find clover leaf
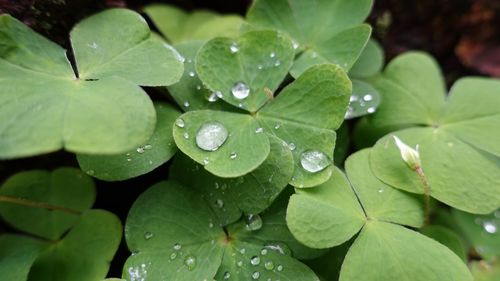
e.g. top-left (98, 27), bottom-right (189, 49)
top-left (76, 103), bottom-right (180, 181)
top-left (420, 225), bottom-right (467, 261)
top-left (0, 234), bottom-right (47, 281)
top-left (0, 168), bottom-right (122, 281)
top-left (287, 149), bottom-right (471, 280)
top-left (123, 181), bottom-right (320, 281)
top-left (368, 52), bottom-right (500, 214)
top-left (247, 0), bottom-right (372, 77)
top-left (0, 9), bottom-right (183, 159)
top-left (175, 36), bottom-right (350, 185)
top-left (145, 4), bottom-right (244, 44)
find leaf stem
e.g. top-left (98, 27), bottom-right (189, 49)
top-left (415, 167), bottom-right (431, 225)
top-left (0, 195), bottom-right (81, 215)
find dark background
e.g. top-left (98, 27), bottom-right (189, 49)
top-left (1, 0), bottom-right (499, 277)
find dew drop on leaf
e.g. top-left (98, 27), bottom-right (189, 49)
top-left (483, 221), bottom-right (497, 234)
top-left (184, 255), bottom-right (197, 271)
top-left (224, 271), bottom-right (231, 279)
top-left (170, 252), bottom-right (177, 260)
top-left (274, 60), bottom-right (281, 67)
top-left (183, 101), bottom-right (190, 108)
top-left (215, 199), bottom-right (224, 208)
top-left (230, 152), bottom-right (237, 160)
top-left (250, 256), bottom-right (261, 266)
top-left (144, 144), bottom-right (152, 150)
top-left (260, 249), bottom-right (268, 255)
top-left (183, 132), bottom-right (189, 139)
top-left (255, 127), bottom-right (264, 134)
top-left (87, 170), bottom-right (95, 175)
top-left (288, 142), bottom-right (296, 151)
top-left (264, 261), bottom-right (274, 270)
top-left (252, 271), bottom-right (260, 279)
top-left (246, 214), bottom-right (263, 231)
top-left (237, 261), bottom-right (243, 267)
top-left (195, 122), bottom-right (229, 151)
top-left (208, 92), bottom-right (220, 102)
top-left (300, 150), bottom-right (330, 173)
top-left (230, 42), bottom-right (239, 53)
top-left (136, 147), bottom-right (145, 154)
top-left (277, 265), bottom-right (284, 272)
top-left (270, 52), bottom-right (276, 58)
top-left (173, 243), bottom-right (182, 251)
top-left (232, 82), bottom-right (250, 100)
top-left (144, 232), bottom-right (153, 240)
top-left (175, 118), bottom-right (185, 128)
top-left (188, 71), bottom-right (196, 77)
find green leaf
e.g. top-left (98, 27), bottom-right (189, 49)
top-left (349, 39), bottom-right (384, 78)
top-left (76, 103), bottom-right (180, 181)
top-left (344, 79), bottom-right (381, 119)
top-left (123, 181), bottom-right (319, 280)
top-left (0, 10), bottom-right (184, 158)
top-left (196, 30), bottom-right (295, 112)
top-left (247, 0), bottom-right (372, 76)
top-left (0, 234), bottom-right (48, 281)
top-left (305, 241), bottom-right (352, 281)
top-left (333, 123), bottom-right (350, 167)
top-left (28, 210), bottom-right (122, 281)
top-left (145, 4), bottom-right (243, 44)
top-left (0, 168), bottom-right (95, 240)
top-left (170, 135), bottom-right (293, 225)
top-left (370, 128), bottom-right (500, 214)
top-left (166, 41), bottom-right (234, 112)
top-left (286, 167), bottom-right (366, 248)
top-left (173, 110), bottom-right (270, 177)
top-left (452, 209), bottom-right (500, 260)
top-left (71, 9), bottom-right (183, 85)
top-left (257, 64), bottom-right (351, 187)
top-left (345, 149), bottom-right (424, 227)
top-left (420, 225), bottom-right (467, 261)
top-left (339, 221), bottom-right (472, 281)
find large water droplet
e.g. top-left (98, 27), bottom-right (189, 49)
top-left (252, 271), bottom-right (260, 279)
top-left (230, 42), bottom-right (239, 53)
top-left (264, 261), bottom-right (275, 270)
top-left (300, 150), bottom-right (330, 173)
top-left (483, 221), bottom-right (497, 234)
top-left (196, 122), bottom-right (229, 151)
top-left (144, 232), bottom-right (153, 240)
top-left (184, 255), bottom-right (197, 271)
top-left (246, 214), bottom-right (263, 231)
top-left (250, 256), bottom-right (261, 265)
top-left (232, 82), bottom-right (250, 100)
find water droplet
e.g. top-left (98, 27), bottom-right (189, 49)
top-left (264, 261), bottom-right (274, 270)
top-left (144, 232), bottom-right (153, 240)
top-left (148, 160), bottom-right (153, 165)
top-left (230, 152), bottom-right (237, 160)
top-left (203, 157), bottom-right (209, 165)
top-left (238, 103), bottom-right (243, 108)
top-left (215, 199), bottom-right (224, 208)
top-left (270, 52), bottom-right (276, 58)
top-left (255, 127), bottom-right (264, 133)
top-left (274, 60), bottom-right (281, 67)
top-left (224, 271), bottom-right (231, 279)
top-left (175, 118), bottom-right (185, 128)
top-left (183, 101), bottom-right (190, 108)
top-left (363, 94), bottom-right (373, 101)
top-left (252, 271), bottom-right (260, 279)
top-left (208, 92), bottom-right (220, 102)
top-left (230, 42), bottom-right (239, 53)
top-left (367, 107), bottom-right (376, 113)
top-left (87, 170), bottom-right (95, 175)
top-left (183, 132), bottom-right (189, 139)
top-left (173, 243), bottom-right (182, 251)
top-left (250, 256), bottom-right (261, 265)
top-left (232, 82), bottom-right (250, 100)
top-left (240, 248), bottom-right (246, 254)
top-left (246, 214), bottom-right (263, 231)
top-left (378, 188), bottom-right (384, 193)
top-left (184, 255), bottom-right (197, 271)
top-left (195, 122), bottom-right (229, 151)
top-left (188, 71), bottom-right (195, 77)
top-left (89, 42), bottom-right (98, 49)
top-left (292, 40), bottom-right (300, 50)
top-left (257, 65), bottom-right (263, 70)
top-left (170, 252), bottom-right (177, 260)
top-left (261, 249), bottom-right (268, 255)
top-left (264, 243), bottom-right (290, 255)
top-left (277, 265), bottom-right (283, 272)
top-left (196, 85), bottom-right (202, 90)
top-left (127, 158), bottom-right (132, 162)
top-left (208, 222), bottom-right (214, 228)
top-left (137, 147), bottom-right (145, 154)
top-left (237, 261), bottom-right (243, 267)
top-left (274, 123), bottom-right (281, 130)
top-left (288, 143), bottom-right (296, 151)
top-left (300, 150), bottom-right (330, 173)
top-left (144, 144), bottom-right (152, 150)
top-left (483, 221), bottom-right (497, 234)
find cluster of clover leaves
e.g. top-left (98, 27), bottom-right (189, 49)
top-left (0, 1), bottom-right (499, 281)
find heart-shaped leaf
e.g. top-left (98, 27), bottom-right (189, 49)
top-left (247, 0), bottom-right (372, 77)
top-left (28, 210), bottom-right (122, 281)
top-left (170, 135), bottom-right (294, 225)
top-left (349, 39), bottom-right (384, 78)
top-left (0, 168), bottom-right (95, 240)
top-left (420, 225), bottom-right (467, 261)
top-left (368, 52), bottom-right (500, 214)
top-left (0, 234), bottom-right (48, 281)
top-left (123, 181), bottom-right (320, 281)
top-left (0, 9), bottom-right (183, 159)
top-left (196, 30), bottom-right (295, 112)
top-left (76, 103), bottom-right (180, 181)
top-left (145, 4), bottom-right (244, 44)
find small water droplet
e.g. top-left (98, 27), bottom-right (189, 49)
top-left (250, 256), bottom-right (261, 266)
top-left (184, 255), bottom-right (197, 271)
top-left (196, 122), bottom-right (229, 151)
top-left (183, 132), bottom-right (189, 139)
top-left (187, 58), bottom-right (193, 63)
top-left (367, 107), bottom-right (376, 113)
top-left (230, 42), bottom-right (239, 53)
top-left (288, 143), bottom-right (296, 151)
top-left (274, 60), bottom-right (281, 67)
top-left (270, 52), bottom-right (276, 58)
top-left (261, 249), bottom-right (268, 255)
top-left (127, 158), bottom-right (132, 162)
top-left (183, 101), bottom-right (190, 108)
top-left (230, 152), bottom-right (237, 160)
top-left (173, 243), bottom-right (182, 251)
top-left (232, 82), bottom-right (250, 100)
top-left (257, 65), bottom-right (263, 70)
top-left (264, 261), bottom-right (274, 270)
top-left (188, 71), bottom-right (195, 77)
top-left (208, 92), bottom-right (220, 102)
top-left (277, 265), bottom-right (284, 272)
top-left (175, 118), bottom-right (185, 128)
top-left (215, 199), bottom-right (224, 208)
top-left (292, 40), bottom-right (300, 50)
top-left (203, 157), bottom-right (209, 165)
top-left (224, 271), bottom-right (231, 279)
top-left (240, 248), bottom-right (246, 254)
top-left (378, 188), bottom-right (384, 193)
top-left (300, 150), bottom-right (330, 173)
top-left (264, 243), bottom-right (290, 255)
top-left (274, 124), bottom-right (281, 130)
top-left (246, 214), bottom-right (263, 231)
top-left (89, 42), bottom-right (98, 49)
top-left (196, 85), bottom-right (202, 90)
top-left (170, 252), bottom-right (177, 260)
top-left (252, 271), bottom-right (260, 279)
top-left (144, 144), bottom-right (152, 150)
top-left (144, 232), bottom-right (153, 240)
top-left (255, 127), bottom-right (264, 134)
top-left (137, 147), bottom-right (145, 154)
top-left (237, 261), bottom-right (243, 267)
top-left (483, 221), bottom-right (497, 234)
top-left (87, 170), bottom-right (95, 175)
top-left (208, 222), bottom-right (214, 228)
top-left (148, 160), bottom-right (153, 165)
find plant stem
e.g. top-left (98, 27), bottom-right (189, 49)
top-left (415, 167), bottom-right (431, 225)
top-left (0, 195), bottom-right (81, 215)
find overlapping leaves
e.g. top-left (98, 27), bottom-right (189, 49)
top-left (366, 52), bottom-right (500, 214)
top-left (0, 9), bottom-right (183, 159)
